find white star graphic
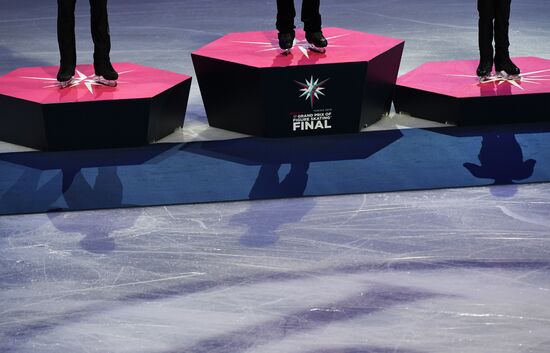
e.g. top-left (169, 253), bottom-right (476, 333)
top-left (447, 68), bottom-right (550, 91)
top-left (295, 75), bottom-right (330, 107)
top-left (233, 33), bottom-right (349, 59)
top-left (21, 69), bottom-right (133, 95)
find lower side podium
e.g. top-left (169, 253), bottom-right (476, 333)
top-left (394, 57), bottom-right (550, 125)
top-left (0, 63), bottom-right (192, 150)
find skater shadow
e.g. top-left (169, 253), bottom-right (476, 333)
top-left (47, 167), bottom-right (139, 254)
top-left (463, 133), bottom-right (536, 197)
top-left (0, 167), bottom-right (61, 218)
top-left (249, 162), bottom-right (310, 200)
top-left (232, 162), bottom-right (314, 247)
top-left (0, 143), bottom-right (178, 215)
top-left (61, 166), bottom-right (125, 210)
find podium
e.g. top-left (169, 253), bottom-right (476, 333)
top-left (394, 57), bottom-right (550, 125)
top-left (192, 28), bottom-right (404, 137)
top-left (0, 63), bottom-right (192, 150)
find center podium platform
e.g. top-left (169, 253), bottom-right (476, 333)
top-left (192, 28), bottom-right (404, 137)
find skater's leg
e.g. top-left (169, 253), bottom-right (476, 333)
top-left (90, 0), bottom-right (118, 82)
top-left (90, 0), bottom-right (111, 65)
top-left (276, 0), bottom-right (296, 34)
top-left (301, 0), bottom-right (321, 33)
top-left (57, 0), bottom-right (77, 70)
top-left (477, 0), bottom-right (495, 62)
top-left (494, 0), bottom-right (511, 55)
top-left (476, 0), bottom-right (495, 79)
top-left (302, 0), bottom-right (326, 51)
top-left (494, 0), bottom-right (520, 76)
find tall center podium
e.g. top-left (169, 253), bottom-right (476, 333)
top-left (192, 28), bottom-right (404, 137)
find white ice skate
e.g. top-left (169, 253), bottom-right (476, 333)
top-left (93, 75), bottom-right (117, 87)
top-left (59, 76), bottom-right (74, 88)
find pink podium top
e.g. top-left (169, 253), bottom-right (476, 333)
top-left (192, 27), bottom-right (404, 68)
top-left (0, 63), bottom-right (191, 104)
top-left (397, 57), bottom-right (550, 98)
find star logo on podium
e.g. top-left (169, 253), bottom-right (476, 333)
top-left (234, 34), bottom-right (349, 59)
top-left (21, 69), bottom-right (133, 95)
top-left (447, 68), bottom-right (550, 90)
top-left (295, 76), bottom-right (330, 107)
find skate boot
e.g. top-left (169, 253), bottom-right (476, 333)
top-left (495, 53), bottom-right (520, 80)
top-left (278, 31), bottom-right (295, 55)
top-left (305, 31), bottom-right (328, 53)
top-left (93, 61), bottom-right (118, 87)
top-left (57, 65), bottom-right (75, 88)
top-left (476, 57), bottom-right (494, 83)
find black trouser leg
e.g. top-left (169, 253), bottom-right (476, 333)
top-left (301, 0), bottom-right (321, 33)
top-left (276, 0), bottom-right (296, 33)
top-left (90, 0), bottom-right (112, 65)
top-left (477, 0), bottom-right (495, 61)
top-left (494, 0), bottom-right (511, 56)
top-left (57, 0), bottom-right (77, 69)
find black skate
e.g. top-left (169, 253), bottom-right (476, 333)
top-left (93, 61), bottom-right (118, 87)
top-left (57, 65), bottom-right (75, 88)
top-left (495, 54), bottom-right (521, 80)
top-left (476, 59), bottom-right (494, 83)
top-left (278, 32), bottom-right (295, 55)
top-left (305, 31), bottom-right (328, 53)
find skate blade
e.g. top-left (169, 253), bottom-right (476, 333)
top-left (59, 77), bottom-right (74, 89)
top-left (479, 75), bottom-right (495, 83)
top-left (281, 48), bottom-right (292, 56)
top-left (94, 76), bottom-right (117, 87)
top-left (308, 45), bottom-right (326, 54)
top-left (496, 71), bottom-right (521, 81)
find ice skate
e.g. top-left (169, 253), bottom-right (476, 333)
top-left (306, 31), bottom-right (328, 53)
top-left (278, 32), bottom-right (295, 55)
top-left (495, 54), bottom-right (521, 81)
top-left (57, 65), bottom-right (75, 88)
top-left (93, 61), bottom-right (118, 87)
top-left (476, 58), bottom-right (494, 83)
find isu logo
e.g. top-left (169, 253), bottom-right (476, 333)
top-left (295, 75), bottom-right (329, 108)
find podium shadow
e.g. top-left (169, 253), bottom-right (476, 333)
top-left (0, 144), bottom-right (179, 215)
top-left (430, 122), bottom-right (546, 196)
top-left (2, 122), bottom-right (550, 216)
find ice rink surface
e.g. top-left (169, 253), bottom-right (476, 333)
top-left (1, 1), bottom-right (550, 352)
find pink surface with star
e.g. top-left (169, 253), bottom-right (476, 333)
top-left (192, 27), bottom-right (404, 68)
top-left (0, 63), bottom-right (191, 104)
top-left (397, 57), bottom-right (550, 98)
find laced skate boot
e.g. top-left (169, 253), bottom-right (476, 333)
top-left (93, 60), bottom-right (118, 87)
top-left (305, 31), bottom-right (328, 53)
top-left (494, 53), bottom-right (520, 80)
top-left (57, 65), bottom-right (75, 88)
top-left (278, 31), bottom-right (295, 55)
top-left (476, 57), bottom-right (494, 82)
